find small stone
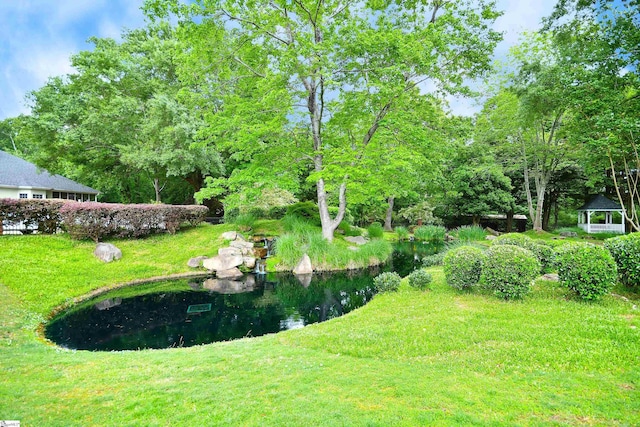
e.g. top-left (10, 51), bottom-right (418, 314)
top-left (187, 255), bottom-right (208, 268)
top-left (542, 273), bottom-right (559, 282)
top-left (486, 235), bottom-right (497, 240)
top-left (243, 257), bottom-right (256, 269)
top-left (94, 298), bottom-right (122, 310)
top-left (94, 243), bottom-right (122, 263)
top-left (293, 254), bottom-right (313, 275)
top-left (559, 231), bottom-right (578, 238)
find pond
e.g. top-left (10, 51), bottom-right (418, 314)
top-left (45, 242), bottom-right (440, 351)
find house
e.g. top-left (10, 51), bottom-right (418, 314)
top-left (0, 150), bottom-right (99, 201)
top-left (577, 195), bottom-right (625, 234)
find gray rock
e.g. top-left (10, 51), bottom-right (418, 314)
top-left (203, 278), bottom-right (253, 294)
top-left (230, 239), bottom-right (254, 251)
top-left (560, 231), bottom-right (578, 238)
top-left (94, 298), bottom-right (122, 310)
top-left (94, 243), bottom-right (122, 263)
top-left (221, 231), bottom-right (237, 240)
top-left (215, 267), bottom-right (244, 279)
top-left (218, 247), bottom-right (242, 256)
top-left (485, 235), bottom-right (497, 241)
top-left (187, 255), bottom-right (208, 268)
top-left (344, 236), bottom-right (368, 245)
top-left (296, 273), bottom-right (313, 287)
top-left (293, 254), bottom-right (313, 275)
top-left (243, 257), bottom-right (256, 269)
top-left (202, 254), bottom-right (243, 271)
top-left (542, 273), bottom-right (560, 282)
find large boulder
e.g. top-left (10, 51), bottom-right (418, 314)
top-left (187, 255), bottom-right (208, 268)
top-left (203, 278), bottom-right (254, 294)
top-left (94, 243), bottom-right (122, 263)
top-left (293, 254), bottom-right (313, 275)
top-left (202, 254), bottom-right (243, 271)
top-left (218, 247), bottom-right (242, 256)
top-left (230, 239), bottom-right (254, 254)
top-left (243, 257), bottom-right (256, 269)
top-left (253, 247), bottom-right (268, 259)
top-left (215, 267), bottom-right (244, 279)
top-left (221, 231), bottom-right (237, 240)
top-left (344, 236), bottom-right (368, 246)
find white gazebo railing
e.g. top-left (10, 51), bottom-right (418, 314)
top-left (578, 223), bottom-right (625, 234)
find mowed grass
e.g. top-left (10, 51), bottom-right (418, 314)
top-left (1, 225), bottom-right (639, 426)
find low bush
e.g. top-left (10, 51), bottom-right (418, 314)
top-left (395, 226), bottom-right (409, 241)
top-left (422, 251), bottom-right (446, 267)
top-left (455, 225), bottom-right (486, 242)
top-left (367, 222), bottom-right (384, 239)
top-left (483, 245), bottom-right (540, 300)
top-left (407, 269), bottom-right (433, 290)
top-left (604, 233), bottom-right (640, 288)
top-left (414, 225), bottom-right (446, 243)
top-left (59, 202), bottom-right (208, 242)
top-left (373, 272), bottom-right (401, 293)
top-left (286, 201), bottom-right (321, 225)
top-left (492, 233), bottom-right (554, 273)
top-left (555, 242), bottom-right (617, 301)
top-left (0, 198), bottom-right (67, 234)
top-left (443, 245), bottom-right (485, 290)
top-left (234, 213), bottom-right (257, 231)
top-left (282, 214), bottom-right (316, 235)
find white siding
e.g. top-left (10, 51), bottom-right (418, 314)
top-left (0, 188), bottom-right (20, 199)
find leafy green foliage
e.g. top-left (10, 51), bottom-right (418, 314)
top-left (413, 225), bottom-right (446, 243)
top-left (604, 233), bottom-right (640, 288)
top-left (493, 233), bottom-right (555, 273)
top-left (422, 251), bottom-right (446, 267)
top-left (454, 225), bottom-right (487, 242)
top-left (483, 245), bottom-right (540, 300)
top-left (233, 213), bottom-right (257, 232)
top-left (398, 200), bottom-right (441, 225)
top-left (367, 222), bottom-right (384, 239)
top-left (407, 269), bottom-right (433, 291)
top-left (394, 226), bottom-right (409, 241)
top-left (373, 272), bottom-right (401, 293)
top-left (555, 242), bottom-right (618, 301)
top-left (443, 246), bottom-right (485, 290)
top-left (286, 202), bottom-right (321, 225)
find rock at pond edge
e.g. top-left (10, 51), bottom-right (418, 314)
top-left (94, 243), bottom-right (122, 263)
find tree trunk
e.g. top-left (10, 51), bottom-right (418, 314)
top-left (384, 196), bottom-right (394, 231)
top-left (533, 184), bottom-right (546, 231)
top-left (317, 177), bottom-right (346, 242)
top-left (153, 178), bottom-right (162, 203)
top-left (506, 211), bottom-right (513, 233)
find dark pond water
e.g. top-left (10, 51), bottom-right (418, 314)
top-left (45, 242), bottom-right (439, 351)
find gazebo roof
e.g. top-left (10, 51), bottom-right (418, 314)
top-left (577, 195), bottom-right (623, 212)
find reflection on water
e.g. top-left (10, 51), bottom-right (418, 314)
top-left (45, 243), bottom-right (436, 351)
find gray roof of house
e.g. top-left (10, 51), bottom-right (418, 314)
top-left (0, 150), bottom-right (99, 194)
top-left (577, 195), bottom-right (623, 211)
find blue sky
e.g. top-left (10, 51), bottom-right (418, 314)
top-left (0, 0), bottom-right (556, 120)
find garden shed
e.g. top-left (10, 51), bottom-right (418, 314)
top-left (577, 195), bottom-right (625, 234)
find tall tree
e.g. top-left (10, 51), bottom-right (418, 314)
top-left (150, 0), bottom-right (502, 240)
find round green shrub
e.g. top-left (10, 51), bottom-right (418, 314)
top-left (483, 245), bottom-right (540, 300)
top-left (407, 269), bottom-right (433, 290)
top-left (492, 233), bottom-right (554, 273)
top-left (443, 246), bottom-right (485, 290)
top-left (556, 242), bottom-right (618, 300)
top-left (373, 272), bottom-right (402, 293)
top-left (604, 233), bottom-right (640, 288)
top-left (367, 222), bottom-right (384, 239)
top-left (422, 251), bottom-right (445, 267)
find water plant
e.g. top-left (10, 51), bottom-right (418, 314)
top-left (414, 225), bottom-right (446, 243)
top-left (454, 225), bottom-right (486, 242)
top-left (394, 226), bottom-right (409, 241)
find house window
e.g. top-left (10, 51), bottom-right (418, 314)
top-left (32, 194), bottom-right (43, 199)
top-left (53, 192), bottom-right (60, 198)
top-left (19, 193), bottom-right (28, 199)
top-left (60, 192), bottom-right (68, 199)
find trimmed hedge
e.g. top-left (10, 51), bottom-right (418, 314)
top-left (443, 245), bottom-right (485, 290)
top-left (0, 198), bottom-right (67, 233)
top-left (605, 233), bottom-right (640, 288)
top-left (59, 202), bottom-right (208, 242)
top-left (492, 233), bottom-right (554, 273)
top-left (555, 242), bottom-right (617, 301)
top-left (483, 245), bottom-right (540, 300)
top-left (407, 268), bottom-right (433, 290)
top-left (373, 272), bottom-right (402, 293)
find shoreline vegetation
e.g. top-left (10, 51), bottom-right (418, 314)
top-left (1, 223), bottom-right (639, 425)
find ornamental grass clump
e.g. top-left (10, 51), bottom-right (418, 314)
top-left (443, 245), bottom-right (485, 290)
top-left (555, 242), bottom-right (617, 301)
top-left (395, 226), bottom-right (409, 241)
top-left (373, 272), bottom-right (401, 293)
top-left (414, 225), bottom-right (446, 243)
top-left (407, 268), bottom-right (433, 290)
top-left (483, 245), bottom-right (540, 300)
top-left (367, 222), bottom-right (384, 239)
top-left (455, 225), bottom-right (486, 242)
top-left (604, 233), bottom-right (640, 288)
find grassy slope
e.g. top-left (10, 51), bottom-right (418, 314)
top-left (1, 226), bottom-right (639, 426)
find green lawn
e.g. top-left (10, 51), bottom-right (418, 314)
top-left (1, 225), bottom-right (639, 426)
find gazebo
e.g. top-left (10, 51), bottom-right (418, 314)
top-left (577, 195), bottom-right (625, 234)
